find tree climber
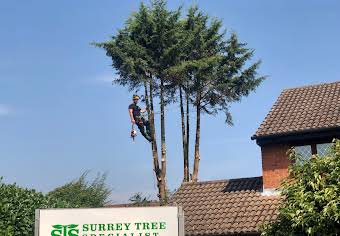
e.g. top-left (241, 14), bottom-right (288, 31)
top-left (128, 95), bottom-right (152, 142)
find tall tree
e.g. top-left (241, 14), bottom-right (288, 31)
top-left (191, 32), bottom-right (265, 182)
top-left (95, 1), bottom-right (265, 192)
top-left (95, 0), bottom-right (181, 203)
top-left (170, 6), bottom-right (265, 182)
top-left (166, 16), bottom-right (192, 182)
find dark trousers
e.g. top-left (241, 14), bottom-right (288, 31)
top-left (136, 117), bottom-right (151, 141)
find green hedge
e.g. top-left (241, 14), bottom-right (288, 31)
top-left (0, 178), bottom-right (70, 236)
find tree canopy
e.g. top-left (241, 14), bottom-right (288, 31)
top-left (169, 6), bottom-right (264, 181)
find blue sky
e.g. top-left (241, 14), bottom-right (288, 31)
top-left (0, 0), bottom-right (339, 203)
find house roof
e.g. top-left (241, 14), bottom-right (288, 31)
top-left (252, 81), bottom-right (340, 140)
top-left (170, 177), bottom-right (281, 236)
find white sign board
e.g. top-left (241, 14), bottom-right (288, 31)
top-left (35, 206), bottom-right (184, 236)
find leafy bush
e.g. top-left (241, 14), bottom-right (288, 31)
top-left (0, 171), bottom-right (112, 235)
top-left (0, 178), bottom-right (70, 236)
top-left (261, 139), bottom-right (340, 236)
top-left (0, 225), bottom-right (14, 236)
top-left (47, 171), bottom-right (112, 207)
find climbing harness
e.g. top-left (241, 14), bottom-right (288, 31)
top-left (130, 111), bottom-right (152, 142)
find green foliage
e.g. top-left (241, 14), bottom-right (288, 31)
top-left (261, 139), bottom-right (340, 236)
top-left (0, 225), bottom-right (14, 236)
top-left (47, 171), bottom-right (112, 208)
top-left (129, 189), bottom-right (175, 205)
top-left (94, 0), bottom-right (264, 186)
top-left (0, 171), bottom-right (112, 235)
top-left (94, 0), bottom-right (184, 201)
top-left (129, 192), bottom-right (152, 206)
top-left (94, 0), bottom-right (181, 93)
top-left (0, 178), bottom-right (70, 236)
top-left (169, 6), bottom-right (265, 124)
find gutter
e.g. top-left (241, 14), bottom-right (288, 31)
top-left (251, 126), bottom-right (340, 145)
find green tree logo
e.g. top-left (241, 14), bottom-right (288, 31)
top-left (51, 224), bottom-right (79, 236)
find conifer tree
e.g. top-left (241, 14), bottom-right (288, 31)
top-left (95, 0), bottom-right (181, 203)
top-left (170, 6), bottom-right (265, 182)
top-left (95, 1), bottom-right (265, 192)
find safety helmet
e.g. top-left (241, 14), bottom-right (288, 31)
top-left (132, 95), bottom-right (140, 100)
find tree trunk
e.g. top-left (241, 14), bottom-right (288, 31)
top-left (159, 79), bottom-right (167, 204)
top-left (144, 82), bottom-right (151, 118)
top-left (145, 81), bottom-right (164, 201)
top-left (180, 87), bottom-right (189, 182)
top-left (192, 92), bottom-right (201, 182)
top-left (185, 88), bottom-right (190, 181)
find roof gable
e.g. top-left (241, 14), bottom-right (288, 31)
top-left (253, 81), bottom-right (340, 139)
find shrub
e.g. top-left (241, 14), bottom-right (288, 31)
top-left (261, 139), bottom-right (340, 236)
top-left (47, 171), bottom-right (112, 207)
top-left (0, 178), bottom-right (69, 236)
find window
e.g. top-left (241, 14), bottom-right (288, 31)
top-left (316, 143), bottom-right (332, 156)
top-left (294, 145), bottom-right (312, 162)
top-left (294, 143), bottom-right (332, 162)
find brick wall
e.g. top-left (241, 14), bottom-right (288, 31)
top-left (261, 143), bottom-right (291, 189)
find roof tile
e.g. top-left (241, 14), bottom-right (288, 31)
top-left (253, 81), bottom-right (340, 138)
top-left (170, 177), bottom-right (281, 235)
